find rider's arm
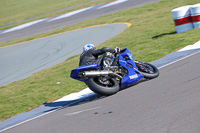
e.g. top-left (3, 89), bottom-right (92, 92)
top-left (92, 47), bottom-right (115, 56)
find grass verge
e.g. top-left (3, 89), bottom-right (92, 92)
top-left (0, 0), bottom-right (200, 121)
top-left (0, 0), bottom-right (113, 30)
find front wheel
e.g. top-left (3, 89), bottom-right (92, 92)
top-left (135, 61), bottom-right (159, 79)
top-left (87, 77), bottom-right (119, 96)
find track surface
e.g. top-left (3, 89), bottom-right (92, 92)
top-left (2, 51), bottom-right (200, 133)
top-left (0, 0), bottom-right (160, 42)
top-left (1, 0), bottom-right (200, 132)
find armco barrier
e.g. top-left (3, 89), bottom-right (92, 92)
top-left (171, 3), bottom-right (200, 33)
top-left (190, 4), bottom-right (200, 29)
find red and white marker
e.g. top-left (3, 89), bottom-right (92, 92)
top-left (190, 4), bottom-right (200, 29)
top-left (171, 5), bottom-right (193, 33)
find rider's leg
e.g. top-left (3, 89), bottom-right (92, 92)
top-left (102, 52), bottom-right (114, 69)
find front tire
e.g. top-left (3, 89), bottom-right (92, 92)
top-left (136, 62), bottom-right (159, 79)
top-left (87, 77), bottom-right (119, 96)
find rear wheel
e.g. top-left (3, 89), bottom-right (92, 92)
top-left (135, 61), bottom-right (159, 79)
top-left (87, 76), bottom-right (119, 96)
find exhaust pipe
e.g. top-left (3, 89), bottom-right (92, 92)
top-left (83, 70), bottom-right (122, 79)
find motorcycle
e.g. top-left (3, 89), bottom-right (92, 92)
top-left (70, 48), bottom-right (159, 96)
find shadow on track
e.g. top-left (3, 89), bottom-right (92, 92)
top-left (44, 79), bottom-right (150, 109)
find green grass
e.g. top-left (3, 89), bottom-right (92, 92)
top-left (0, 0), bottom-right (113, 30)
top-left (0, 0), bottom-right (200, 121)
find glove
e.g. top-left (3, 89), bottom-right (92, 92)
top-left (114, 47), bottom-right (120, 53)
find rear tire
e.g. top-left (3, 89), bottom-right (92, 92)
top-left (87, 77), bottom-right (119, 96)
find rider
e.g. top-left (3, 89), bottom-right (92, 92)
top-left (79, 44), bottom-right (120, 67)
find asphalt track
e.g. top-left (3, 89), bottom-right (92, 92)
top-left (0, 0), bottom-right (161, 42)
top-left (2, 49), bottom-right (200, 133)
top-left (0, 23), bottom-right (129, 87)
top-left (1, 0), bottom-right (200, 132)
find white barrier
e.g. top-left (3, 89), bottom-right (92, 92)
top-left (190, 4), bottom-right (200, 29)
top-left (171, 6), bottom-right (193, 33)
top-left (171, 3), bottom-right (200, 33)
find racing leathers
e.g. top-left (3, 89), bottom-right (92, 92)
top-left (79, 47), bottom-right (115, 67)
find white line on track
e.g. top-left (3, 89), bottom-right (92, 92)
top-left (97, 0), bottom-right (128, 9)
top-left (158, 40), bottom-right (200, 69)
top-left (0, 97), bottom-right (94, 133)
top-left (1, 19), bottom-right (46, 34)
top-left (65, 106), bottom-right (102, 116)
top-left (158, 50), bottom-right (200, 69)
top-left (0, 109), bottom-right (57, 133)
top-left (47, 6), bottom-right (94, 22)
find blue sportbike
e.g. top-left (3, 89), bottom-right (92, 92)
top-left (70, 48), bottom-right (159, 96)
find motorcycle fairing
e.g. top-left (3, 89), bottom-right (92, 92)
top-left (119, 48), bottom-right (144, 88)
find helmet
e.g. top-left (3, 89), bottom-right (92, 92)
top-left (83, 44), bottom-right (95, 52)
